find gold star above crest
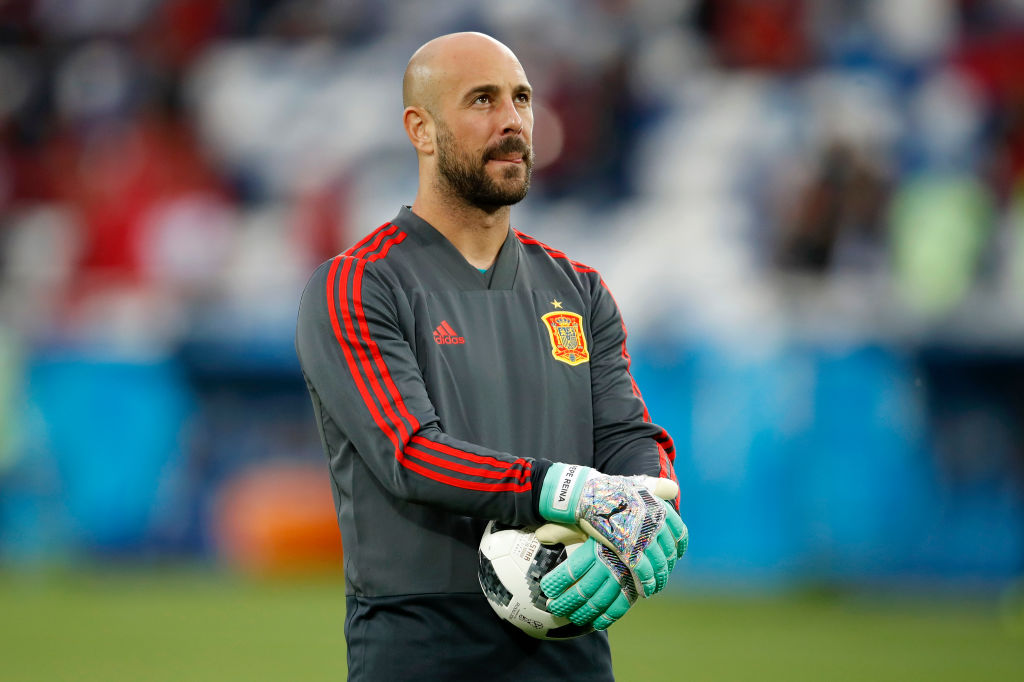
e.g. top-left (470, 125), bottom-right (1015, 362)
top-left (550, 299), bottom-right (563, 309)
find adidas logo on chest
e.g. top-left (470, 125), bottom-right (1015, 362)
top-left (433, 320), bottom-right (465, 345)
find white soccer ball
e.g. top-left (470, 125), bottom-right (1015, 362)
top-left (477, 520), bottom-right (594, 640)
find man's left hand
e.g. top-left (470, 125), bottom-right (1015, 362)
top-left (535, 478), bottom-right (689, 630)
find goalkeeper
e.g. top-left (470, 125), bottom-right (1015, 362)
top-left (295, 31), bottom-right (687, 682)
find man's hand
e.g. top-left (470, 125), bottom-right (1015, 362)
top-left (537, 464), bottom-right (688, 603)
top-left (535, 526), bottom-right (637, 630)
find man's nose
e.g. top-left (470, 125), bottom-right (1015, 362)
top-left (499, 96), bottom-right (524, 135)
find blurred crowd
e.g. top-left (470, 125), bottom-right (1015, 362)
top-left (0, 0), bottom-right (1023, 347)
top-left (2, 1), bottom-right (1024, 576)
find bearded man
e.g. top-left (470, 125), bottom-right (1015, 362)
top-left (295, 32), bottom-right (687, 681)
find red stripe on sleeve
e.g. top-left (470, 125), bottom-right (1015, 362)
top-left (400, 457), bottom-right (532, 492)
top-left (369, 236), bottom-right (403, 263)
top-left (324, 226), bottom-right (409, 463)
top-left (325, 256), bottom-right (401, 453)
top-left (346, 230), bottom-right (489, 489)
top-left (352, 223), bottom-right (399, 259)
top-left (405, 443), bottom-right (531, 483)
top-left (514, 231), bottom-right (598, 274)
top-left (410, 435), bottom-right (531, 476)
top-left (656, 444), bottom-right (670, 480)
top-left (655, 429), bottom-right (676, 459)
top-left (343, 222), bottom-right (394, 257)
top-left (345, 257), bottom-right (416, 446)
top-left (349, 234), bottom-right (421, 437)
top-left (658, 443), bottom-right (680, 506)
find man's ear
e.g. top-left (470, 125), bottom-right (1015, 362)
top-left (403, 106), bottom-right (435, 155)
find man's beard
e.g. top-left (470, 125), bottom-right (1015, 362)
top-left (435, 121), bottom-right (533, 210)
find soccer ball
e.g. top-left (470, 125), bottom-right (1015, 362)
top-left (477, 520), bottom-right (594, 640)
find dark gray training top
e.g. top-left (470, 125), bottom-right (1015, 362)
top-left (295, 207), bottom-right (678, 680)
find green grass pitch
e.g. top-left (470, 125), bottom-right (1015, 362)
top-left (1, 568), bottom-right (1021, 681)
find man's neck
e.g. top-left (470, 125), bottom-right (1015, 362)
top-left (410, 193), bottom-right (511, 270)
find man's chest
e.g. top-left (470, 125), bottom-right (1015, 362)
top-left (400, 287), bottom-right (596, 448)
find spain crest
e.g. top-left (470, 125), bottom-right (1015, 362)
top-left (541, 311), bottom-right (589, 366)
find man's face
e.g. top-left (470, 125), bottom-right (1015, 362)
top-left (430, 50), bottom-right (535, 209)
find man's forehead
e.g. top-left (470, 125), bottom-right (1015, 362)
top-left (436, 49), bottom-right (529, 94)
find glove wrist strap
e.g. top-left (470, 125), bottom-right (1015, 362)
top-left (538, 463), bottom-right (592, 524)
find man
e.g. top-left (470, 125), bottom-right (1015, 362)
top-left (295, 32), bottom-right (687, 681)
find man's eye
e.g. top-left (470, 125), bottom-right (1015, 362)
top-left (516, 93), bottom-right (531, 104)
top-left (475, 94), bottom-right (491, 104)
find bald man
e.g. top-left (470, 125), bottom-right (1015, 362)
top-left (296, 32), bottom-right (686, 681)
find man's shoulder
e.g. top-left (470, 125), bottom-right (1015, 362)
top-left (340, 221), bottom-right (415, 264)
top-left (513, 229), bottom-right (601, 281)
top-left (299, 221), bottom-right (414, 305)
top-left (303, 222), bottom-right (417, 291)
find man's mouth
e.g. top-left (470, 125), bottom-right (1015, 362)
top-left (488, 155), bottom-right (523, 164)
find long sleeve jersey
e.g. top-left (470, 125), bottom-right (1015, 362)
top-left (296, 206), bottom-right (677, 596)
top-left (295, 207), bottom-right (678, 680)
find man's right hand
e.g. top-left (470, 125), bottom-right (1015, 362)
top-left (537, 532), bottom-right (637, 630)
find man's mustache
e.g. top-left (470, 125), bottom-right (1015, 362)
top-left (485, 137), bottom-right (532, 163)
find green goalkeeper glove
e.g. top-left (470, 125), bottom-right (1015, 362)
top-left (537, 464), bottom-right (688, 605)
top-left (534, 524), bottom-right (633, 630)
top-left (539, 532), bottom-right (636, 630)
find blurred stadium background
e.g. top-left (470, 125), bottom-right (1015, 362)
top-left (2, 0), bottom-right (1024, 679)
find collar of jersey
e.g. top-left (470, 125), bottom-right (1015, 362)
top-left (391, 206), bottom-right (520, 291)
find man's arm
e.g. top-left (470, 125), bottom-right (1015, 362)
top-left (587, 275), bottom-right (679, 502)
top-left (296, 256), bottom-right (549, 526)
top-left (534, 276), bottom-right (687, 630)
